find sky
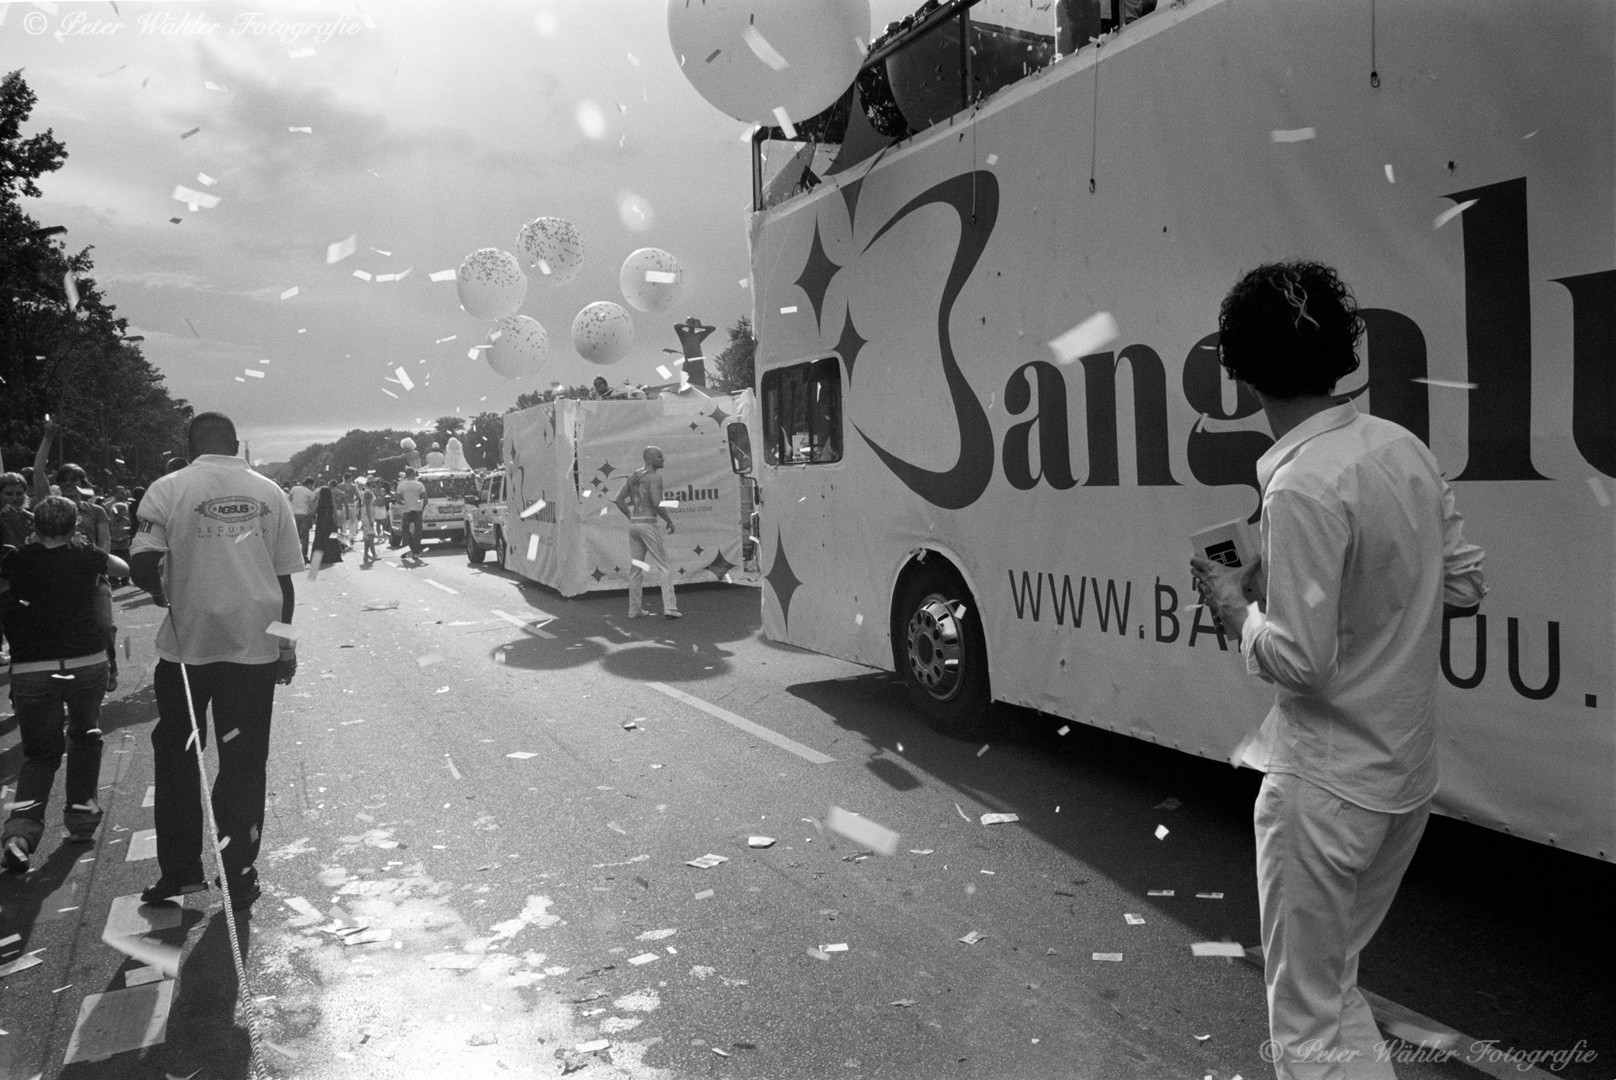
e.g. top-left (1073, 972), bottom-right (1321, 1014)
top-left (5, 0), bottom-right (919, 461)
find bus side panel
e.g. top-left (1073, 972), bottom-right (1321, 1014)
top-left (753, 0), bottom-right (1614, 855)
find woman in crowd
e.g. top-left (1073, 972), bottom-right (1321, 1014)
top-left (0, 496), bottom-right (128, 870)
top-left (311, 483), bottom-right (345, 567)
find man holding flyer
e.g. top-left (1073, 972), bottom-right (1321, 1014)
top-left (1190, 261), bottom-right (1487, 1080)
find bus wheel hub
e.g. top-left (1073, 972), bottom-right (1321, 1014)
top-left (907, 596), bottom-right (963, 701)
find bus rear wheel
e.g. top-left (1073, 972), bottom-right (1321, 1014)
top-left (896, 566), bottom-right (991, 739)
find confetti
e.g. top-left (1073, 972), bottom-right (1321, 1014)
top-left (656, 365), bottom-right (673, 380)
top-left (244, 369), bottom-right (265, 379)
top-left (506, 752), bottom-right (537, 760)
top-left (280, 286), bottom-right (300, 300)
top-left (743, 25), bottom-right (790, 70)
top-left (631, 559), bottom-right (651, 571)
top-left (204, 81), bottom-right (227, 91)
top-left (958, 931), bottom-right (985, 945)
top-left (196, 173), bottom-right (217, 186)
top-left (976, 744), bottom-right (990, 757)
top-left (1434, 199), bottom-right (1479, 229)
top-left (326, 235), bottom-right (357, 264)
top-left (1124, 913), bottom-right (1146, 925)
top-left (1147, 889), bottom-right (1174, 897)
top-left (693, 889), bottom-right (713, 900)
top-left (686, 853), bottom-right (729, 869)
top-left (1411, 377), bottom-right (1478, 390)
top-left (416, 653), bottom-right (445, 669)
top-left (1195, 892), bottom-right (1225, 900)
top-left (747, 836), bottom-right (775, 848)
top-left (1048, 311), bottom-right (1119, 364)
top-left (170, 185), bottom-right (220, 210)
top-left (772, 105), bottom-right (797, 139)
top-left (1589, 477), bottom-right (1612, 507)
top-left (353, 270), bottom-right (373, 281)
top-left (1270, 127), bottom-right (1316, 143)
top-left (519, 499), bottom-right (548, 519)
top-left (1191, 941), bottom-right (1245, 957)
top-left (1384, 164), bottom-right (1395, 183)
top-left (979, 813), bottom-right (1019, 825)
top-left (954, 803), bottom-right (970, 822)
top-left (658, 500), bottom-right (678, 508)
top-left (288, 126), bottom-right (313, 134)
top-left (221, 729), bottom-right (240, 743)
top-left (381, 388), bottom-right (399, 399)
top-left (1057, 725), bottom-right (1070, 735)
top-left (645, 270), bottom-right (677, 284)
top-left (180, 127), bottom-right (201, 139)
top-left (1154, 824), bottom-right (1169, 840)
top-left (394, 366), bottom-right (414, 391)
top-left (986, 153), bottom-right (999, 164)
top-left (1092, 952), bottom-right (1124, 962)
top-left (825, 806), bottom-right (899, 856)
top-left (429, 269), bottom-right (456, 282)
top-left (821, 943), bottom-right (848, 953)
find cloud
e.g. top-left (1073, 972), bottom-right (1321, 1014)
top-left (99, 270), bottom-right (216, 291)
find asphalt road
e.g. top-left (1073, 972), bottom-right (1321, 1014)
top-left (0, 541), bottom-right (1610, 1080)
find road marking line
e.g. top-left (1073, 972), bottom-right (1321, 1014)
top-left (424, 579), bottom-right (459, 594)
top-left (1239, 948), bottom-right (1558, 1080)
top-left (489, 609), bottom-right (556, 640)
top-left (647, 682), bottom-right (835, 764)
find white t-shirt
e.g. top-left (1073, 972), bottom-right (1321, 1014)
top-left (289, 484), bottom-right (317, 516)
top-left (395, 478), bottom-right (426, 512)
top-left (132, 454), bottom-right (305, 665)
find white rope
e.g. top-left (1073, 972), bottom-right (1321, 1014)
top-left (176, 659), bottom-right (268, 1080)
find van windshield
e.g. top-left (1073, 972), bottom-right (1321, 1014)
top-left (423, 475), bottom-right (478, 499)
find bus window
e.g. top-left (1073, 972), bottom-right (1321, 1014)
top-left (763, 358), bottom-right (843, 466)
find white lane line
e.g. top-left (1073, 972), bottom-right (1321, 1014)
top-left (489, 609), bottom-right (556, 640)
top-left (1239, 948), bottom-right (1559, 1080)
top-left (424, 579), bottom-right (459, 594)
top-left (647, 682), bottom-right (835, 765)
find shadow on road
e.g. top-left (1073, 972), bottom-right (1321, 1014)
top-left (788, 670), bottom-right (1616, 1079)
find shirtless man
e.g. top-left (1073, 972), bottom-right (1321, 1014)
top-left (613, 446), bottom-right (680, 619)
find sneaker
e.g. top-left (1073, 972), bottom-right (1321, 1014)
top-left (626, 611), bottom-right (646, 619)
top-left (64, 800), bottom-right (102, 843)
top-left (223, 877), bottom-right (261, 912)
top-left (105, 662), bottom-right (119, 694)
top-left (663, 610), bottom-right (683, 619)
top-left (2, 837), bottom-right (30, 873)
top-left (140, 877), bottom-right (210, 904)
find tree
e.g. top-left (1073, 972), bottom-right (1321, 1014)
top-left (462, 411), bottom-right (504, 469)
top-left (711, 316), bottom-right (756, 392)
top-left (1, 71), bottom-right (191, 483)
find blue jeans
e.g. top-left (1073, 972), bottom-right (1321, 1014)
top-left (402, 509), bottom-right (423, 554)
top-left (4, 662), bottom-right (108, 848)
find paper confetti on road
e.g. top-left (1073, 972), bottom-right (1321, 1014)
top-left (1092, 952), bottom-right (1124, 962)
top-left (826, 806), bottom-right (899, 856)
top-left (1195, 892), bottom-right (1225, 900)
top-left (627, 952), bottom-right (659, 966)
top-left (1155, 797), bottom-right (1181, 810)
top-left (1125, 913), bottom-right (1146, 925)
top-left (361, 599), bottom-right (400, 610)
top-left (1154, 824), bottom-right (1169, 840)
top-left (1271, 127), bottom-right (1316, 143)
top-left (1434, 199), bottom-right (1479, 229)
top-left (1148, 889), bottom-right (1174, 897)
top-left (1191, 941), bottom-right (1245, 957)
top-left (576, 1039), bottom-right (610, 1053)
top-left (958, 931), bottom-right (985, 945)
top-left (979, 813), bottom-right (1019, 825)
top-left (416, 652), bottom-right (444, 668)
top-left (686, 853), bottom-right (729, 869)
top-left (280, 286), bottom-right (299, 300)
top-left (0, 954), bottom-right (43, 978)
top-left (821, 943), bottom-right (848, 953)
top-left (1048, 311), bottom-right (1119, 364)
top-left (747, 836), bottom-right (775, 848)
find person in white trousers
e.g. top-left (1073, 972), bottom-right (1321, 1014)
top-left (613, 446), bottom-right (680, 619)
top-left (1192, 261), bottom-right (1487, 1080)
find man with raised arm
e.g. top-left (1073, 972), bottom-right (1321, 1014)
top-left (614, 445), bottom-right (680, 619)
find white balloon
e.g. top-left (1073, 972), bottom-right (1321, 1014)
top-left (571, 301), bottom-right (635, 366)
top-left (517, 217), bottom-right (585, 287)
top-left (618, 248), bottom-right (684, 313)
top-left (399, 437), bottom-right (417, 451)
top-left (456, 248), bottom-right (527, 320)
top-left (667, 0), bottom-right (870, 127)
top-left (486, 315), bottom-right (549, 381)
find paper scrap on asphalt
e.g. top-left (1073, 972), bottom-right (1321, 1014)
top-left (807, 948), bottom-right (830, 961)
top-left (979, 813), bottom-right (1019, 825)
top-left (693, 889), bottom-right (713, 900)
top-left (265, 621), bottom-right (300, 640)
top-left (125, 965), bottom-right (166, 988)
top-left (1148, 889), bottom-right (1174, 896)
top-left (103, 895), bottom-right (183, 939)
top-left (958, 931), bottom-right (985, 945)
top-left (1092, 952), bottom-right (1124, 962)
top-left (821, 943), bottom-right (848, 953)
top-left (100, 933), bottom-right (182, 978)
top-left (954, 803), bottom-right (970, 822)
top-left (825, 806), bottom-right (899, 856)
top-left (284, 897), bottom-right (324, 924)
top-left (908, 849), bottom-right (934, 855)
top-left (1048, 311), bottom-right (1119, 364)
top-left (0, 954), bottom-right (43, 978)
top-left (1125, 913), bottom-right (1146, 925)
top-left (686, 854), bottom-right (729, 869)
top-left (1154, 825), bottom-right (1169, 840)
top-left (890, 998), bottom-right (917, 1007)
top-left (1195, 892), bottom-right (1225, 900)
top-left (279, 286), bottom-right (299, 300)
top-left (1155, 797), bottom-right (1181, 810)
top-left (361, 599), bottom-right (400, 610)
top-left (748, 836), bottom-right (775, 848)
top-left (1191, 941), bottom-right (1245, 957)
top-left (1270, 126), bottom-right (1316, 143)
top-left (627, 952), bottom-right (659, 966)
top-left (506, 752), bottom-right (537, 760)
top-left (576, 1039), bottom-right (610, 1053)
top-left (125, 829), bottom-right (158, 862)
top-left (61, 980), bottom-right (174, 1064)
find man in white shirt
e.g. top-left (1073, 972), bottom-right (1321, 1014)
top-left (288, 476), bottom-right (317, 560)
top-left (424, 442), bottom-right (446, 468)
top-left (1192, 262), bottom-right (1486, 1080)
top-left (394, 467), bottom-right (427, 562)
top-left (130, 412), bottom-right (304, 912)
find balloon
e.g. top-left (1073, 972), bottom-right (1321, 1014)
top-left (517, 217), bottom-right (585, 286)
top-left (571, 301), bottom-right (635, 365)
top-left (399, 437), bottom-right (417, 451)
top-left (667, 0), bottom-right (870, 127)
top-left (618, 248), bottom-right (684, 313)
top-left (486, 315), bottom-right (549, 380)
top-left (456, 248), bottom-right (526, 320)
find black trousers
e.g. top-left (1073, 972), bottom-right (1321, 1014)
top-left (152, 660), bottom-right (276, 895)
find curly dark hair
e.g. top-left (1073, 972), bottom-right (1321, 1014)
top-left (1217, 260), bottom-right (1363, 399)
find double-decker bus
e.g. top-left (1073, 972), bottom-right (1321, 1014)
top-left (744, 0), bottom-right (1613, 859)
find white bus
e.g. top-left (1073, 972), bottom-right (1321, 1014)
top-left (743, 0), bottom-right (1613, 859)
